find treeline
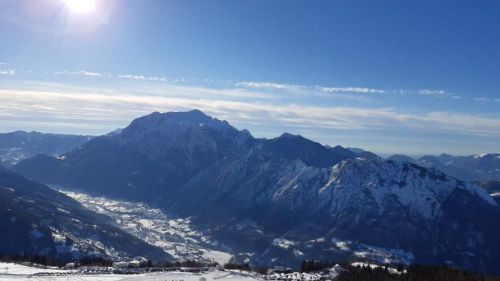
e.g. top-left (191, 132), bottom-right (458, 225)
top-left (224, 262), bottom-right (268, 274)
top-left (159, 260), bottom-right (218, 268)
top-left (300, 260), bottom-right (338, 273)
top-left (0, 254), bottom-right (220, 269)
top-left (337, 264), bottom-right (500, 281)
top-left (78, 256), bottom-right (113, 267)
top-left (224, 262), bottom-right (251, 270)
top-left (0, 254), bottom-right (65, 267)
top-left (0, 254), bottom-right (114, 267)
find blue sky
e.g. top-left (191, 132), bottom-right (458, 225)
top-left (0, 0), bottom-right (499, 155)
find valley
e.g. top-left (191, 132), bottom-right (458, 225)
top-left (61, 190), bottom-right (233, 265)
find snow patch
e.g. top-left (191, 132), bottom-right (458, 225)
top-left (331, 238), bottom-right (351, 251)
top-left (353, 244), bottom-right (414, 266)
top-left (272, 238), bottom-right (296, 249)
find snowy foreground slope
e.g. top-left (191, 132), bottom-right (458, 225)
top-left (0, 262), bottom-right (261, 281)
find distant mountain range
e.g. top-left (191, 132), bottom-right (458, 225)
top-left (10, 110), bottom-right (500, 275)
top-left (388, 153), bottom-right (500, 182)
top-left (0, 166), bottom-right (170, 261)
top-left (0, 131), bottom-right (92, 166)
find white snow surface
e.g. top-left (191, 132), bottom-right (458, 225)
top-left (0, 262), bottom-right (71, 276)
top-left (271, 238), bottom-right (296, 250)
top-left (0, 263), bottom-right (260, 281)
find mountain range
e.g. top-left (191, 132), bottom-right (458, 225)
top-left (0, 131), bottom-right (92, 167)
top-left (7, 110), bottom-right (500, 275)
top-left (388, 153), bottom-right (500, 182)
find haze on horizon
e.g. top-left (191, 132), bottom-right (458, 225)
top-left (0, 0), bottom-right (499, 156)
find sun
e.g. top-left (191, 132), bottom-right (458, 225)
top-left (61, 0), bottom-right (97, 14)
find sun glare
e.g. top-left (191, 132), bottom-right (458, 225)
top-left (62, 0), bottom-right (97, 14)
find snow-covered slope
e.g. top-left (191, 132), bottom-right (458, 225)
top-left (173, 156), bottom-right (500, 273)
top-left (0, 167), bottom-right (169, 261)
top-left (314, 159), bottom-right (496, 218)
top-left (0, 262), bottom-right (73, 276)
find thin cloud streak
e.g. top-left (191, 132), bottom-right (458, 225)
top-left (0, 69), bottom-right (15, 75)
top-left (0, 63), bottom-right (479, 103)
top-left (0, 85), bottom-right (499, 138)
top-left (315, 85), bottom-right (386, 94)
top-left (54, 70), bottom-right (108, 77)
top-left (236, 81), bottom-right (386, 94)
top-left (52, 69), bottom-right (187, 84)
top-left (237, 80), bottom-right (461, 100)
top-left (473, 97), bottom-right (500, 102)
top-left (417, 89), bottom-right (448, 97)
top-left (235, 81), bottom-right (304, 91)
top-left (1, 63), bottom-right (470, 102)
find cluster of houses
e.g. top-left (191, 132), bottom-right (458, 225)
top-left (61, 260), bottom-right (344, 280)
top-left (266, 265), bottom-right (343, 281)
top-left (64, 260), bottom-right (142, 270)
top-left (112, 260), bottom-right (142, 268)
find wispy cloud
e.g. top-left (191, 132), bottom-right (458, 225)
top-left (54, 70), bottom-right (107, 77)
top-left (236, 81), bottom-right (386, 94)
top-left (236, 80), bottom-right (463, 101)
top-left (0, 83), bottom-right (499, 139)
top-left (0, 69), bottom-right (15, 75)
top-left (417, 89), bottom-right (448, 97)
top-left (236, 81), bottom-right (303, 91)
top-left (473, 97), bottom-right (500, 102)
top-left (12, 66), bottom-right (465, 102)
top-left (315, 85), bottom-right (386, 94)
top-left (0, 64), bottom-right (484, 104)
top-left (118, 74), bottom-right (146, 80)
top-left (52, 70), bottom-right (188, 84)
top-left (113, 73), bottom-right (186, 83)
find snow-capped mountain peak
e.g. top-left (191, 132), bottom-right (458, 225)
top-left (123, 110), bottom-right (235, 135)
